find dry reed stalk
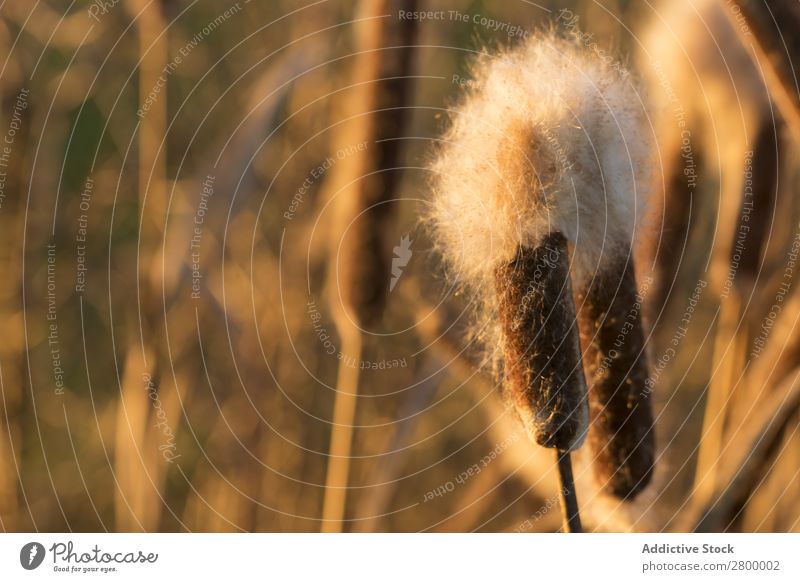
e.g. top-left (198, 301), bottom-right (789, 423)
top-left (321, 0), bottom-right (418, 532)
top-left (575, 256), bottom-right (655, 499)
top-left (328, 0), bottom-right (418, 327)
top-left (692, 293), bottom-right (744, 503)
top-left (320, 326), bottom-right (362, 532)
top-left (115, 0), bottom-right (169, 531)
top-left (429, 32), bottom-right (653, 529)
top-left (741, 292), bottom-right (800, 422)
top-left (697, 249), bottom-right (750, 506)
top-left (722, 0), bottom-right (800, 143)
top-left (354, 353), bottom-right (440, 532)
top-left (646, 142), bottom-right (698, 313)
top-left (639, 0), bottom-right (771, 312)
top-left (116, 361), bottom-right (187, 530)
top-left (693, 115), bottom-right (779, 504)
top-left (114, 342), bottom-right (156, 530)
top-left (739, 411), bottom-right (800, 532)
top-left (685, 367), bottom-right (800, 531)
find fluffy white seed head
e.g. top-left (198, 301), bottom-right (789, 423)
top-left (429, 31), bottom-right (653, 290)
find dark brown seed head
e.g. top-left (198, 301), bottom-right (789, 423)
top-left (576, 256), bottom-right (655, 498)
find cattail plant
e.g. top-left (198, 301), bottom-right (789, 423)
top-left (429, 31), bottom-right (655, 528)
top-left (321, 0), bottom-right (418, 533)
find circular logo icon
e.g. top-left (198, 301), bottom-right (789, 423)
top-left (20, 542), bottom-right (46, 570)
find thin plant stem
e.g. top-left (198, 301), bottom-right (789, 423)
top-left (693, 290), bottom-right (743, 503)
top-left (321, 325), bottom-right (363, 533)
top-left (555, 449), bottom-right (582, 533)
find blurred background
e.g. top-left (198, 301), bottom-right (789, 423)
top-left (0, 0), bottom-right (798, 532)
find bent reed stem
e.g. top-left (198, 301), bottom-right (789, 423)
top-left (321, 324), bottom-right (363, 533)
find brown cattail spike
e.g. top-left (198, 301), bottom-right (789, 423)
top-left (576, 256), bottom-right (655, 498)
top-left (494, 234), bottom-right (589, 451)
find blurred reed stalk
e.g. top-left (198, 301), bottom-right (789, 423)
top-left (684, 366), bottom-right (800, 531)
top-left (723, 0), bottom-right (800, 143)
top-left (321, 0), bottom-right (418, 533)
top-left (698, 3), bottom-right (797, 506)
top-left (641, 0), bottom-right (800, 531)
top-left (115, 0), bottom-right (169, 531)
top-left (693, 98), bottom-right (780, 507)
